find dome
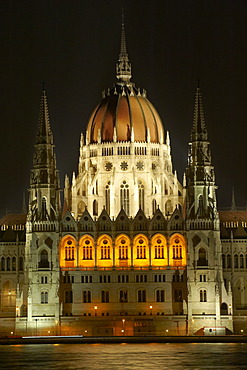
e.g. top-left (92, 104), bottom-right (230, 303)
top-left (86, 84), bottom-right (164, 144)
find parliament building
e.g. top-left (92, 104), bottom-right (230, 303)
top-left (0, 24), bottom-right (246, 337)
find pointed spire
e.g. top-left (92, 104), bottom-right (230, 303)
top-left (116, 10), bottom-right (132, 83)
top-left (36, 86), bottom-right (53, 145)
top-left (231, 188), bottom-right (237, 211)
top-left (191, 84), bottom-right (208, 142)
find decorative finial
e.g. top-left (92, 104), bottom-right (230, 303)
top-left (116, 11), bottom-right (132, 83)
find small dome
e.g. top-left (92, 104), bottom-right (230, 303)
top-left (86, 84), bottom-right (164, 144)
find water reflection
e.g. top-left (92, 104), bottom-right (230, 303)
top-left (0, 343), bottom-right (246, 369)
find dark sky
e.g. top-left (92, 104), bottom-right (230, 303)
top-left (0, 0), bottom-right (247, 216)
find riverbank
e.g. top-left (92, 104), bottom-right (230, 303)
top-left (1, 335), bottom-right (247, 345)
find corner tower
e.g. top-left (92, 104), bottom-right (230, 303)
top-left (186, 85), bottom-right (232, 334)
top-left (24, 88), bottom-right (61, 322)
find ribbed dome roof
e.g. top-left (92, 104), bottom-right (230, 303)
top-left (87, 84), bottom-right (164, 144)
top-left (86, 20), bottom-right (164, 144)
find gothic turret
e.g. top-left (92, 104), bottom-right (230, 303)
top-left (186, 84), bottom-right (218, 226)
top-left (28, 88), bottom-right (61, 221)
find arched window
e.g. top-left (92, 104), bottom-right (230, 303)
top-left (172, 239), bottom-right (182, 259)
top-left (240, 254), bottom-right (244, 268)
top-left (138, 181), bottom-right (145, 211)
top-left (12, 257), bottom-right (16, 271)
top-left (152, 199), bottom-right (157, 214)
top-left (65, 240), bottom-right (75, 261)
top-left (41, 197), bottom-right (47, 220)
top-left (197, 248), bottom-right (208, 266)
top-left (156, 289), bottom-right (165, 302)
top-left (39, 249), bottom-right (49, 268)
top-left (138, 289), bottom-right (146, 302)
top-left (1, 257), bottom-right (5, 271)
top-left (165, 200), bottom-right (173, 215)
top-left (93, 199), bottom-right (98, 216)
top-left (136, 238), bottom-right (146, 259)
top-left (101, 290), bottom-right (109, 303)
top-left (174, 289), bottom-right (183, 302)
top-left (118, 239), bottom-right (128, 260)
top-left (234, 254), bottom-right (239, 269)
top-left (227, 254), bottom-right (232, 268)
top-left (222, 254), bottom-right (226, 269)
top-left (105, 182), bottom-right (110, 215)
top-left (82, 290), bottom-right (91, 303)
top-left (65, 290), bottom-right (73, 303)
top-left (100, 239), bottom-right (110, 259)
top-left (155, 239), bottom-right (164, 259)
top-left (119, 290), bottom-right (128, 303)
top-left (41, 291), bottom-right (48, 304)
top-left (120, 181), bottom-right (129, 215)
top-left (6, 257), bottom-right (10, 271)
top-left (82, 239), bottom-right (93, 260)
top-left (200, 289), bottom-right (207, 302)
top-left (19, 256), bottom-right (23, 271)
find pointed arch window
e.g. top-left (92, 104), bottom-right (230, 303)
top-left (65, 240), bottom-right (75, 261)
top-left (82, 290), bottom-right (91, 303)
top-left (138, 180), bottom-right (145, 211)
top-left (172, 239), bottom-right (182, 260)
top-left (6, 257), bottom-right (10, 271)
top-left (41, 197), bottom-right (47, 220)
top-left (197, 247), bottom-right (208, 266)
top-left (138, 289), bottom-right (146, 302)
top-left (136, 238), bottom-right (146, 259)
top-left (119, 239), bottom-right (128, 260)
top-left (240, 254), bottom-right (244, 268)
top-left (155, 238), bottom-right (164, 259)
top-left (156, 289), bottom-right (165, 302)
top-left (19, 256), bottom-right (24, 271)
top-left (119, 290), bottom-right (128, 303)
top-left (200, 289), bottom-right (207, 302)
top-left (105, 182), bottom-right (110, 215)
top-left (12, 257), bottom-right (16, 271)
top-left (100, 239), bottom-right (110, 259)
top-left (93, 200), bottom-right (98, 216)
top-left (82, 239), bottom-right (93, 260)
top-left (41, 291), bottom-right (48, 304)
top-left (39, 249), bottom-right (49, 268)
top-left (222, 254), bottom-right (226, 269)
top-left (234, 254), bottom-right (239, 269)
top-left (65, 290), bottom-right (73, 303)
top-left (120, 181), bottom-right (129, 216)
top-left (1, 257), bottom-right (5, 271)
top-left (227, 254), bottom-right (232, 268)
top-left (152, 199), bottom-right (157, 214)
top-left (101, 290), bottom-right (109, 303)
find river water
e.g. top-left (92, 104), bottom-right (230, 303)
top-left (0, 343), bottom-right (246, 369)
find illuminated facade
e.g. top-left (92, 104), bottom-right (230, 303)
top-left (1, 23), bottom-right (247, 337)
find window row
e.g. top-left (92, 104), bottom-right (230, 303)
top-left (1, 256), bottom-right (24, 271)
top-left (64, 289), bottom-right (169, 304)
top-left (64, 274), bottom-right (167, 284)
top-left (60, 234), bottom-right (186, 268)
top-left (222, 254), bottom-right (247, 269)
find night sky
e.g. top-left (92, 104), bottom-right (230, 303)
top-left (0, 0), bottom-right (247, 216)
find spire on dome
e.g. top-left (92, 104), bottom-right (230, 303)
top-left (191, 84), bottom-right (208, 142)
top-left (36, 86), bottom-right (53, 145)
top-left (231, 188), bottom-right (237, 211)
top-left (116, 11), bottom-right (132, 83)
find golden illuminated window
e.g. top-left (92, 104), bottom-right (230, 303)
top-left (65, 240), bottom-right (75, 261)
top-left (119, 239), bottom-right (128, 260)
top-left (137, 239), bottom-right (146, 259)
top-left (155, 239), bottom-right (164, 259)
top-left (172, 239), bottom-right (182, 259)
top-left (101, 239), bottom-right (110, 259)
top-left (82, 239), bottom-right (93, 260)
